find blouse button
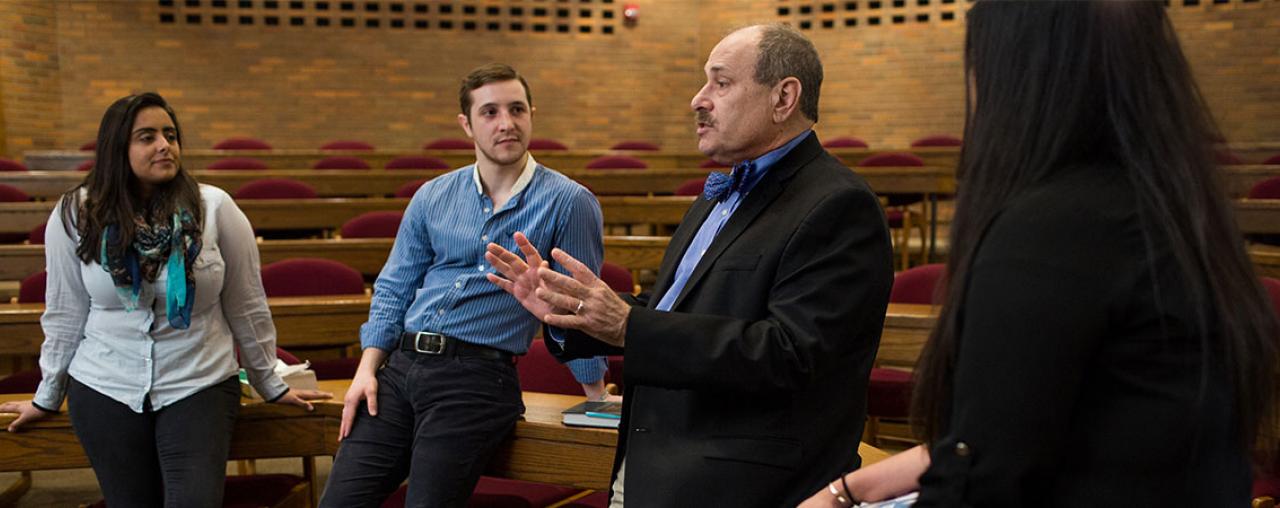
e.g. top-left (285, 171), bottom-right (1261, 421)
top-left (955, 441), bottom-right (971, 457)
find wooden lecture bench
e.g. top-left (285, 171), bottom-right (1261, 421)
top-left (0, 381), bottom-right (893, 505)
top-left (0, 165), bottom-right (958, 199)
top-left (0, 236), bottom-right (672, 285)
top-left (23, 146), bottom-right (963, 172)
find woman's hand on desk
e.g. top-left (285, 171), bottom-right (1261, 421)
top-left (272, 389), bottom-right (334, 412)
top-left (0, 400), bottom-right (51, 432)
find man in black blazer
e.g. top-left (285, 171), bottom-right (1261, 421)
top-left (487, 23), bottom-right (893, 507)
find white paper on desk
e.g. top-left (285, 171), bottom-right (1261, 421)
top-left (240, 359), bottom-right (319, 400)
top-left (858, 492), bottom-right (917, 508)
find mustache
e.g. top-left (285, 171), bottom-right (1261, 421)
top-left (695, 111), bottom-right (715, 127)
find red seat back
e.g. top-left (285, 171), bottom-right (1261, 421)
top-left (29, 222), bottom-right (46, 245)
top-left (1248, 176), bottom-right (1280, 200)
top-left (600, 262), bottom-right (634, 294)
top-left (0, 184), bottom-right (29, 202)
top-left (395, 178), bottom-right (428, 198)
top-left (260, 258), bottom-right (364, 297)
top-left (674, 177), bottom-right (707, 197)
top-left (528, 138), bottom-right (568, 151)
top-left (233, 178), bottom-right (318, 200)
top-left (910, 134), bottom-right (962, 147)
top-left (858, 152), bottom-right (926, 167)
top-left (19, 271), bottom-right (47, 304)
top-left (0, 159), bottom-right (28, 172)
top-left (340, 211), bottom-right (404, 239)
top-left (889, 263), bottom-right (946, 305)
top-left (213, 137), bottom-right (272, 150)
top-left (517, 339), bottom-right (586, 396)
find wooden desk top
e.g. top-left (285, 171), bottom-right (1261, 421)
top-left (0, 380), bottom-right (890, 486)
top-left (0, 165), bottom-right (959, 200)
top-left (0, 235), bottom-right (671, 283)
top-left (0, 196), bottom-right (699, 234)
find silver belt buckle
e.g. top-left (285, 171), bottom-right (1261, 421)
top-left (413, 332), bottom-right (446, 354)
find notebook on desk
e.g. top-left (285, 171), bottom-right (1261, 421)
top-left (561, 401), bottom-right (622, 429)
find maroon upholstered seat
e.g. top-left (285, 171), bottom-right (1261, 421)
top-left (207, 157), bottom-right (269, 170)
top-left (822, 136), bottom-right (869, 148)
top-left (674, 177), bottom-right (707, 197)
top-left (517, 338), bottom-right (584, 396)
top-left (909, 134), bottom-right (962, 147)
top-left (0, 184), bottom-right (29, 202)
top-left (385, 156), bottom-right (450, 170)
top-left (341, 211), bottom-right (404, 239)
top-left (213, 138), bottom-right (273, 150)
top-left (699, 159), bottom-right (731, 169)
top-left (610, 140), bottom-right (660, 151)
top-left (888, 263), bottom-right (946, 304)
top-left (312, 156), bottom-right (371, 170)
top-left (1264, 154), bottom-right (1280, 165)
top-left (80, 140), bottom-right (97, 151)
top-left (0, 369), bottom-right (42, 394)
top-left (1248, 176), bottom-right (1280, 200)
top-left (261, 258), bottom-right (364, 298)
top-left (77, 160), bottom-right (95, 172)
top-left (423, 138), bottom-right (474, 150)
top-left (600, 262), bottom-right (635, 294)
top-left (395, 179), bottom-right (428, 198)
top-left (28, 222), bottom-right (46, 245)
top-left (233, 179), bottom-right (318, 200)
top-left (585, 156), bottom-right (647, 170)
top-left (859, 152), bottom-right (926, 168)
top-left (18, 271), bottom-right (47, 304)
top-left (607, 356), bottom-right (624, 390)
top-left (528, 138), bottom-right (568, 151)
top-left (0, 158), bottom-right (27, 172)
top-left (320, 140), bottom-right (375, 151)
top-left (260, 258), bottom-right (364, 380)
top-left (865, 263), bottom-right (946, 445)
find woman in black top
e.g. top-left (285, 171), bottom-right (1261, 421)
top-left (800, 2), bottom-right (1279, 506)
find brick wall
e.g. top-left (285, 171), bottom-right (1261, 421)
top-left (0, 0), bottom-right (1275, 158)
top-left (0, 0), bottom-right (62, 158)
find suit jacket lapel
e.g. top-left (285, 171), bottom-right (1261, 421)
top-left (668, 133), bottom-right (823, 310)
top-left (648, 195), bottom-right (716, 308)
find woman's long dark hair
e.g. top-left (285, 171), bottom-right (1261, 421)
top-left (912, 1), bottom-right (1279, 457)
top-left (59, 92), bottom-right (203, 263)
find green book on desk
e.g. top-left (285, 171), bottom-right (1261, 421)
top-left (561, 401), bottom-right (622, 429)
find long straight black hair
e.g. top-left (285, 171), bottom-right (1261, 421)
top-left (912, 1), bottom-right (1279, 456)
top-left (60, 92), bottom-right (203, 263)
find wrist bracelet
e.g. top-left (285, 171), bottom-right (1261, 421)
top-left (828, 481), bottom-right (852, 506)
top-left (840, 473), bottom-right (860, 504)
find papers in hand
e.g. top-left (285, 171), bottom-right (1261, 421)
top-left (561, 400), bottom-right (623, 429)
top-left (859, 492), bottom-right (918, 507)
top-left (239, 359), bottom-right (319, 400)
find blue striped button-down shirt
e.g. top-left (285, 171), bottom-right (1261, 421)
top-left (361, 156), bottom-right (607, 382)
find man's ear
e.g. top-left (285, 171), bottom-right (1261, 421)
top-left (457, 113), bottom-right (474, 138)
top-left (771, 77), bottom-right (802, 123)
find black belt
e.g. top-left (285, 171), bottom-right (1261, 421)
top-left (399, 331), bottom-right (513, 362)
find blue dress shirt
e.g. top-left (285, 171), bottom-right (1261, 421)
top-left (655, 131), bottom-right (812, 311)
top-left (361, 158), bottom-right (607, 383)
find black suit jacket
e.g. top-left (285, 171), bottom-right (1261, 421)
top-left (553, 133), bottom-right (894, 507)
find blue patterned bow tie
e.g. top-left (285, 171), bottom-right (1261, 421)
top-left (702, 162), bottom-right (753, 202)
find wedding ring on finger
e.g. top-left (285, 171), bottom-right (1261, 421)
top-left (575, 299), bottom-right (585, 314)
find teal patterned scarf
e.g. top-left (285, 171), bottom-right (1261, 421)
top-left (99, 208), bottom-right (201, 329)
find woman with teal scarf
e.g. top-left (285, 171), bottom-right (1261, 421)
top-left (0, 93), bottom-right (331, 507)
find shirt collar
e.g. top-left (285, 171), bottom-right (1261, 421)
top-left (733, 129), bottom-right (811, 195)
top-left (472, 153), bottom-right (539, 197)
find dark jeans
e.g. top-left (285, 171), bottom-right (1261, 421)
top-left (320, 349), bottom-right (524, 508)
top-left (67, 375), bottom-right (241, 508)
